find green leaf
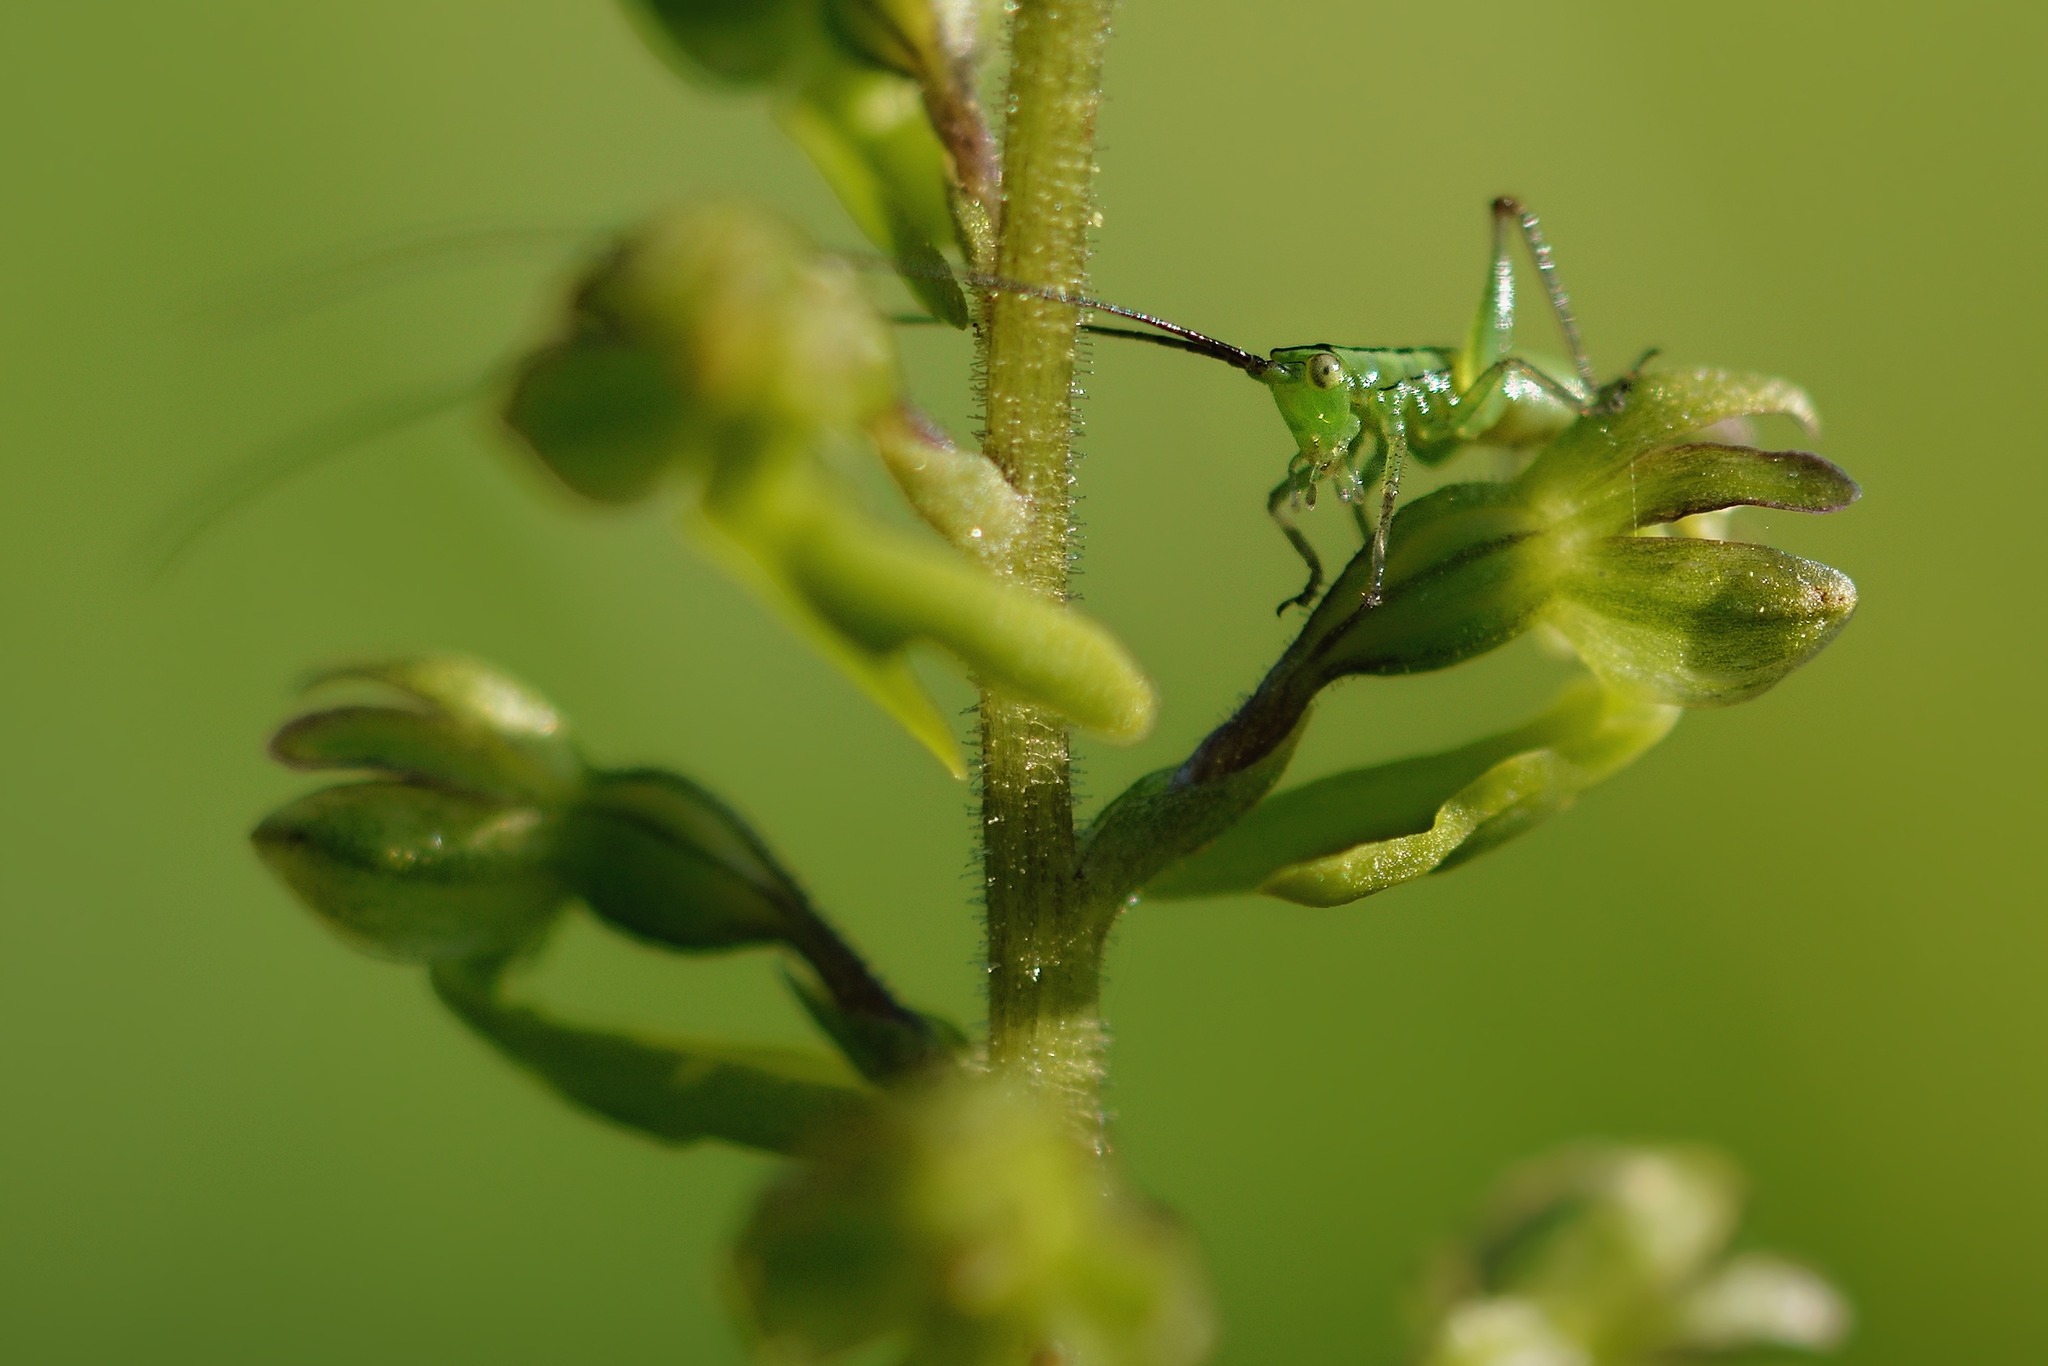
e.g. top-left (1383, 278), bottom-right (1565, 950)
top-left (252, 782), bottom-right (567, 962)
top-left (1547, 538), bottom-right (1858, 706)
top-left (1146, 684), bottom-right (1678, 907)
top-left (556, 768), bottom-right (807, 952)
top-left (432, 958), bottom-right (865, 1155)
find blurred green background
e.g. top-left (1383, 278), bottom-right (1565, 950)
top-left (3, 2), bottom-right (2040, 1362)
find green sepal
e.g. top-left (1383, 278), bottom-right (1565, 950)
top-left (1519, 368), bottom-right (1819, 508)
top-left (1570, 442), bottom-right (1859, 537)
top-left (556, 768), bottom-right (807, 952)
top-left (432, 957), bottom-right (866, 1156)
top-left (270, 706), bottom-right (546, 804)
top-left (1147, 684), bottom-right (1678, 907)
top-left (621, 0), bottom-right (822, 87)
top-left (784, 964), bottom-right (967, 1083)
top-left (251, 782), bottom-right (567, 963)
top-left (1547, 538), bottom-right (1858, 707)
top-left (501, 332), bottom-right (686, 506)
top-left (298, 657), bottom-right (584, 801)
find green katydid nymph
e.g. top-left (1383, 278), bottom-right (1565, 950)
top-left (950, 198), bottom-right (1651, 613)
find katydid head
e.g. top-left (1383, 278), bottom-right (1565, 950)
top-left (1262, 346), bottom-right (1362, 466)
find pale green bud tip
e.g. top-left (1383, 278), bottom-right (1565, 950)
top-left (733, 1077), bottom-right (1215, 1366)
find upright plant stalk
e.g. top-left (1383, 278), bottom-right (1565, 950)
top-left (978, 0), bottom-right (1116, 1130)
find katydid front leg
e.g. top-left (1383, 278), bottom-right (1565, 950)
top-left (1266, 468), bottom-right (1325, 614)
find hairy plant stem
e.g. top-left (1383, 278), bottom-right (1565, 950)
top-left (978, 0), bottom-right (1115, 1135)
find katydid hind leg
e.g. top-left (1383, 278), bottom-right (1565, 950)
top-left (1456, 200), bottom-right (1519, 394)
top-left (1493, 197), bottom-right (1598, 402)
top-left (1444, 356), bottom-right (1592, 446)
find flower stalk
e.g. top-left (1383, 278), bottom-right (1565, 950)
top-left (977, 0), bottom-right (1117, 1129)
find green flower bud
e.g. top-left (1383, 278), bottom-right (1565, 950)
top-left (556, 769), bottom-right (808, 953)
top-left (254, 657), bottom-right (590, 961)
top-left (504, 199), bottom-right (957, 489)
top-left (1313, 373), bottom-right (1856, 707)
top-left (504, 208), bottom-right (1153, 771)
top-left (252, 782), bottom-right (564, 964)
top-left (594, 204), bottom-right (896, 449)
top-left (1414, 1145), bottom-right (1848, 1366)
top-left (733, 1077), bottom-right (1215, 1366)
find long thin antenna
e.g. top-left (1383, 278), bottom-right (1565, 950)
top-left (194, 220), bottom-right (601, 331)
top-left (860, 252), bottom-right (1270, 376)
top-left (142, 369), bottom-right (501, 578)
top-left (955, 268), bottom-right (1273, 376)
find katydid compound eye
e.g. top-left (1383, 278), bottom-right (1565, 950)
top-left (1308, 352), bottom-right (1344, 389)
